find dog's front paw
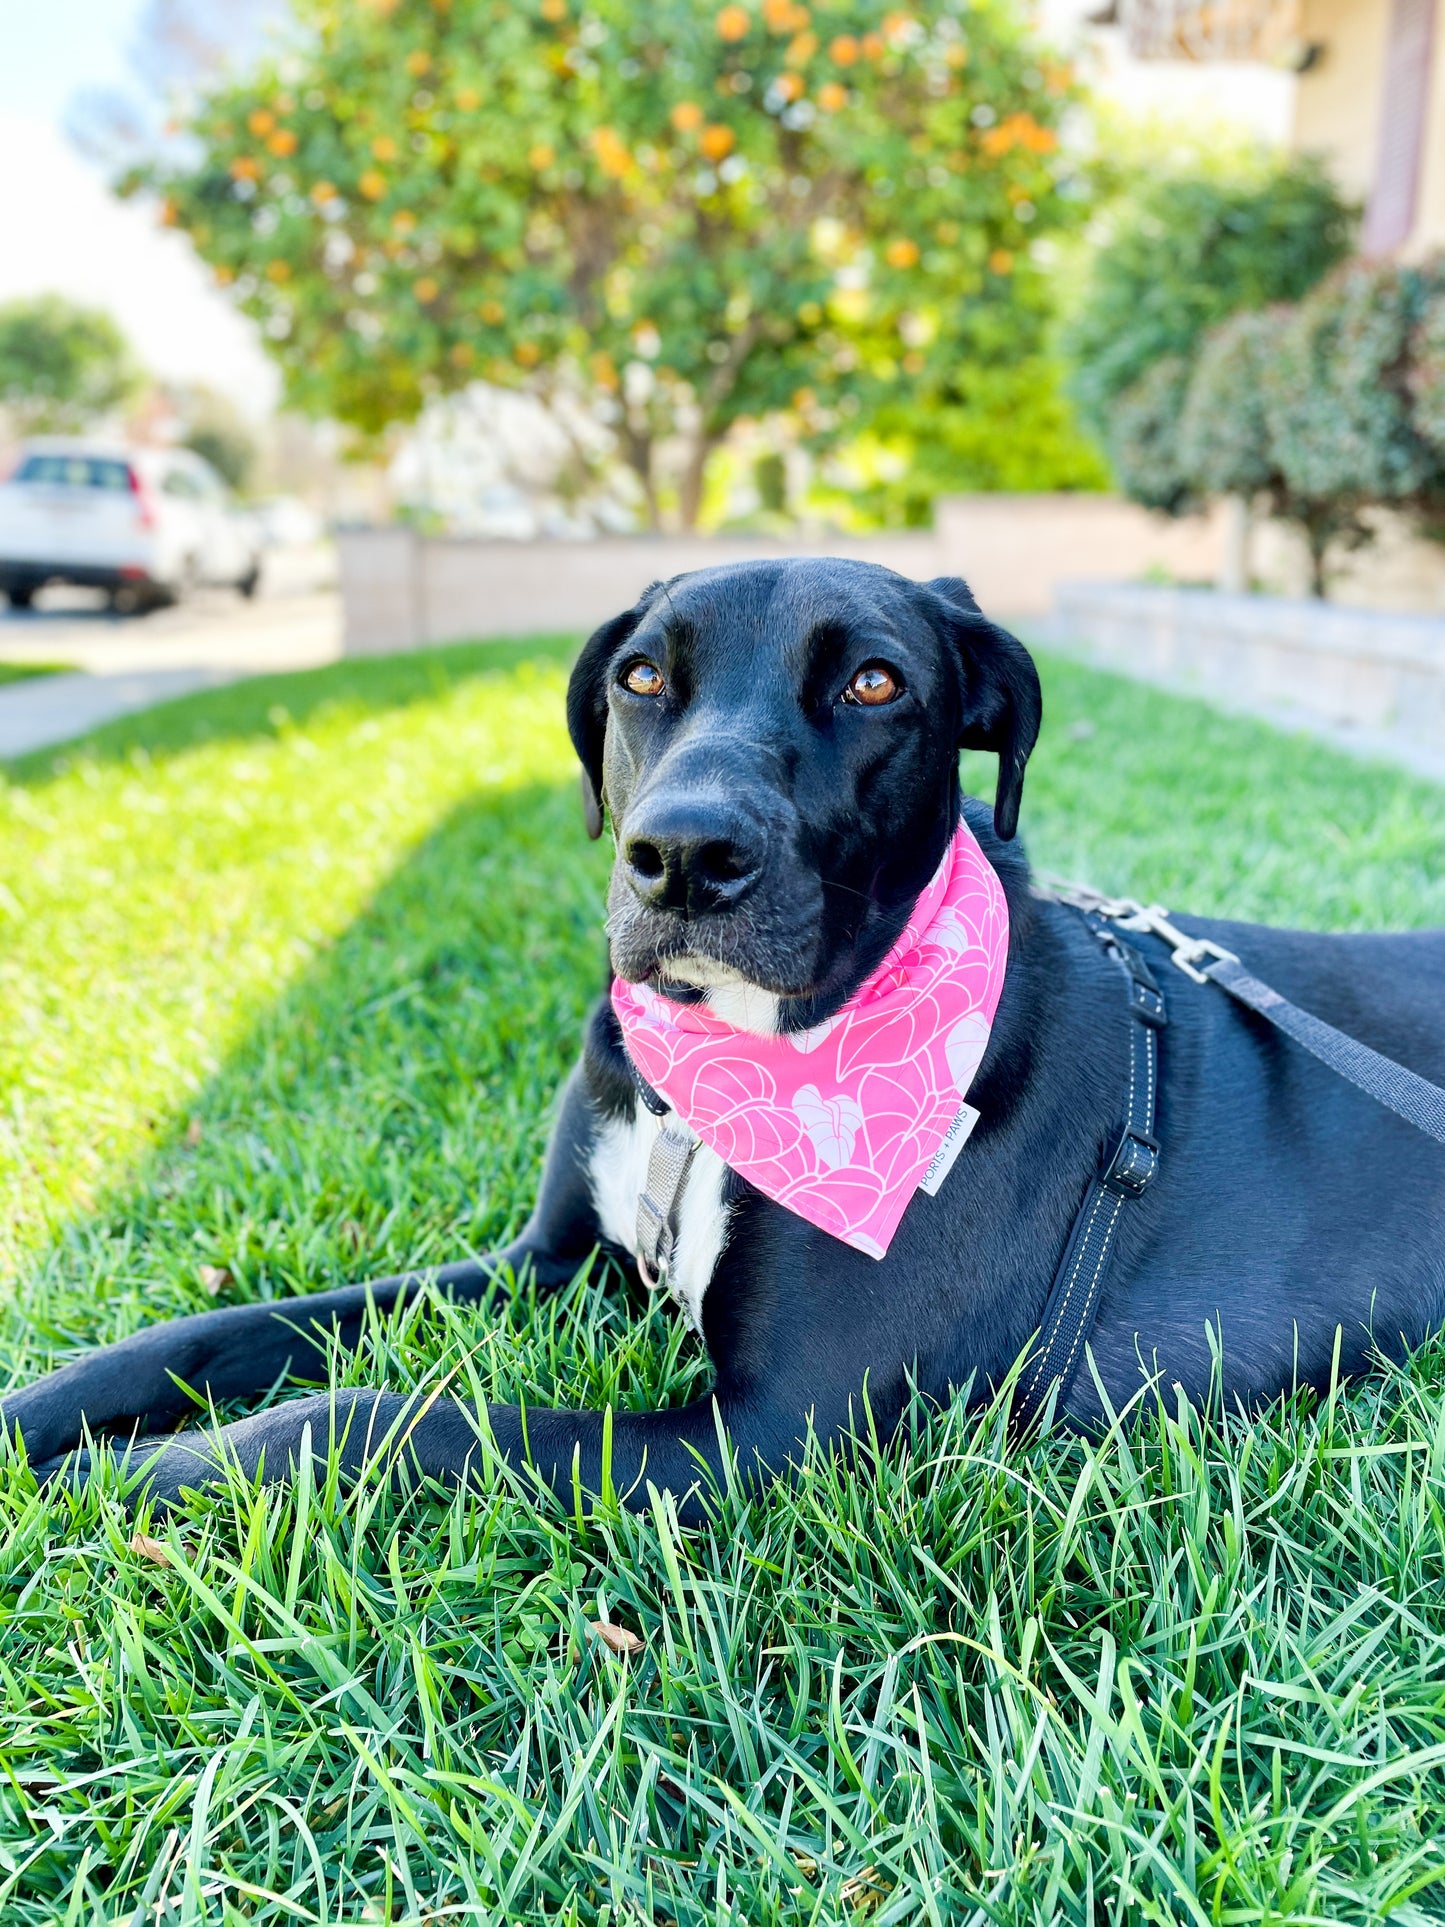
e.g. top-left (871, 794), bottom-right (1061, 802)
top-left (29, 1429), bottom-right (229, 1509)
top-left (1, 1373), bottom-right (105, 1469)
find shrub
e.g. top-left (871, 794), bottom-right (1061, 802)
top-left (1107, 355), bottom-right (1195, 514)
top-left (1409, 267), bottom-right (1445, 453)
top-left (1166, 257), bottom-right (1445, 595)
top-left (1065, 158), bottom-right (1353, 446)
top-left (1177, 308), bottom-right (1283, 501)
top-left (1263, 262), bottom-right (1433, 505)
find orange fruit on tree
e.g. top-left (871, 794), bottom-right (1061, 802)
top-left (455, 86), bottom-right (481, 111)
top-left (541, 0), bottom-right (566, 17)
top-left (773, 72), bottom-right (804, 101)
top-left (671, 100), bottom-right (704, 131)
top-left (590, 126), bottom-right (631, 177)
top-left (479, 298), bottom-right (505, 323)
top-left (248, 109), bottom-right (275, 136)
top-left (829, 34), bottom-right (859, 63)
top-left (716, 5), bottom-right (750, 41)
top-left (414, 276), bottom-right (440, 302)
top-left (885, 237), bottom-right (920, 268)
top-left (359, 170), bottom-right (387, 200)
top-left (515, 339), bottom-right (542, 365)
top-left (699, 123), bottom-right (736, 160)
top-left (267, 129), bottom-right (297, 156)
top-left (372, 135), bottom-right (398, 160)
top-left (405, 49), bottom-right (431, 75)
top-left (266, 259), bottom-right (291, 282)
top-left (817, 81), bottom-right (847, 111)
top-left (529, 143), bottom-right (555, 167)
top-left (988, 248), bottom-right (1014, 274)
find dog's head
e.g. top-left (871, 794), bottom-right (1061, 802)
top-left (567, 558), bottom-right (1041, 1029)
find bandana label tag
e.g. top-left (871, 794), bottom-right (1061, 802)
top-left (916, 1101), bottom-right (980, 1197)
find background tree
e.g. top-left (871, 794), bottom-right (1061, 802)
top-left (1105, 355), bottom-right (1193, 515)
top-left (0, 296), bottom-right (142, 436)
top-left (1178, 306), bottom-right (1366, 594)
top-left (142, 0), bottom-right (1089, 527)
top-left (1257, 261), bottom-right (1437, 592)
top-left (1063, 157), bottom-right (1352, 481)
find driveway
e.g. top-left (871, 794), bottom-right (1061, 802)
top-left (0, 557), bottom-right (342, 759)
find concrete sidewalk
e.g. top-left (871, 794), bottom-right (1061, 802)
top-left (0, 585), bottom-right (342, 759)
top-left (0, 667), bottom-right (240, 759)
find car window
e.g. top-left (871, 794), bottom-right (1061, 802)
top-left (14, 454), bottom-right (133, 491)
top-left (160, 467), bottom-right (202, 500)
top-left (189, 462), bottom-right (225, 502)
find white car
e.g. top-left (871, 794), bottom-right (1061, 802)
top-left (0, 439), bottom-right (262, 614)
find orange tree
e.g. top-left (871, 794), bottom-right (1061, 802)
top-left (144, 0), bottom-right (1085, 526)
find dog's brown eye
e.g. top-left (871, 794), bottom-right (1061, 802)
top-left (622, 660), bottom-right (665, 698)
top-left (844, 663), bottom-right (901, 706)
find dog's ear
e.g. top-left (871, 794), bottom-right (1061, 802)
top-left (923, 577), bottom-right (1042, 841)
top-left (565, 585), bottom-right (661, 839)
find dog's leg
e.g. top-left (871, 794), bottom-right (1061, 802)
top-left (30, 1388), bottom-right (773, 1528)
top-left (3, 1065), bottom-right (606, 1467)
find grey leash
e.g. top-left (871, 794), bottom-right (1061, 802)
top-left (1046, 884), bottom-right (1445, 1149)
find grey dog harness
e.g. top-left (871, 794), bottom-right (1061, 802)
top-left (1009, 882), bottom-right (1445, 1438)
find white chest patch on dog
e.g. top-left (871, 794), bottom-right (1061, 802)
top-left (588, 1097), bottom-right (734, 1333)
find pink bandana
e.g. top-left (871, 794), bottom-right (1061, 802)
top-left (611, 819), bottom-right (1009, 1259)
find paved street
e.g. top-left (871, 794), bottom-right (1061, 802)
top-left (0, 558), bottom-right (342, 758)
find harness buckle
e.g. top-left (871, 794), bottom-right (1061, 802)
top-left (1101, 1125), bottom-right (1159, 1197)
top-left (1040, 878), bottom-right (1240, 987)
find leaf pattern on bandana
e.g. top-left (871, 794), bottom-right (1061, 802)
top-left (612, 820), bottom-right (1009, 1259)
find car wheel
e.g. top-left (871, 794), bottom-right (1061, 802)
top-left (237, 560), bottom-right (261, 599)
top-left (5, 583), bottom-right (36, 610)
top-left (108, 583), bottom-right (148, 617)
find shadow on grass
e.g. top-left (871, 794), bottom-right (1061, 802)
top-left (0, 632), bottom-right (583, 784)
top-left (5, 761), bottom-right (613, 1382)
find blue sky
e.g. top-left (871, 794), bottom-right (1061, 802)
top-left (2, 0), bottom-right (137, 121)
top-left (0, 0), bottom-right (279, 414)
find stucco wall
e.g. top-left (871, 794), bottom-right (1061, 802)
top-left (338, 496), bottom-right (1231, 655)
top-left (1051, 580), bottom-right (1445, 778)
top-left (1295, 0), bottom-right (1390, 206)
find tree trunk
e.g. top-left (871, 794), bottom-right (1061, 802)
top-left (1305, 526), bottom-right (1330, 599)
top-left (677, 432), bottom-right (720, 533)
top-left (620, 428), bottom-right (661, 531)
top-left (1217, 494), bottom-right (1251, 595)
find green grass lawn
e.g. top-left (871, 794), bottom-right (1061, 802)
top-left (0, 661), bottom-right (68, 686)
top-left (1, 636), bottom-right (1444, 1924)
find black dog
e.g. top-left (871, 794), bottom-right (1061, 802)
top-left (6, 559), bottom-right (1444, 1520)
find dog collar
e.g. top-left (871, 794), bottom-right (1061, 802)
top-left (611, 818), bottom-right (1009, 1259)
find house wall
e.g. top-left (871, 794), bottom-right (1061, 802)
top-left (1294, 0), bottom-right (1391, 205)
top-left (1294, 0), bottom-right (1445, 254)
top-left (1414, 7), bottom-right (1445, 245)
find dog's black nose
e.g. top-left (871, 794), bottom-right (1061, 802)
top-left (623, 798), bottom-right (763, 917)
